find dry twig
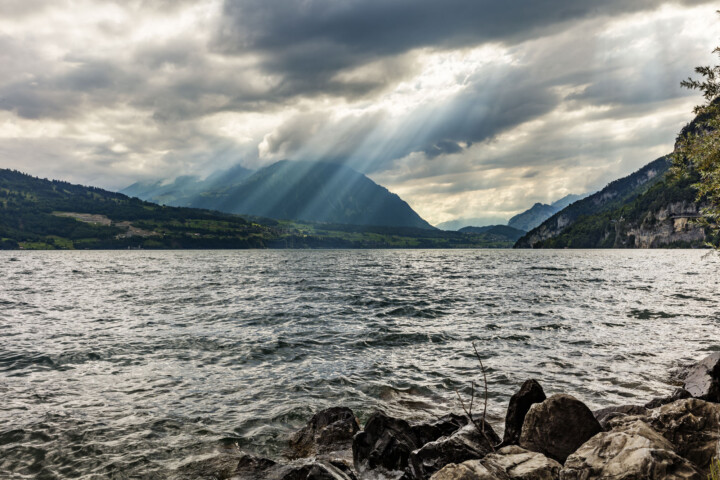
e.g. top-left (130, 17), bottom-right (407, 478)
top-left (453, 342), bottom-right (495, 451)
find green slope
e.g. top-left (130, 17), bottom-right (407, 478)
top-left (526, 175), bottom-right (709, 248)
top-left (0, 169), bottom-right (511, 250)
top-left (458, 225), bottom-right (526, 242)
top-left (515, 156), bottom-right (672, 248)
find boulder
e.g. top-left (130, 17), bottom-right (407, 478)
top-left (430, 460), bottom-right (510, 480)
top-left (429, 446), bottom-right (560, 480)
top-left (290, 407), bottom-right (360, 458)
top-left (519, 394), bottom-right (602, 464)
top-left (407, 422), bottom-right (500, 479)
top-left (683, 353), bottom-right (720, 402)
top-left (500, 380), bottom-right (546, 447)
top-left (235, 453), bottom-right (277, 478)
top-left (352, 411), bottom-right (421, 475)
top-left (412, 413), bottom-right (471, 446)
top-left (629, 398), bottom-right (720, 476)
top-left (645, 388), bottom-right (692, 409)
top-left (262, 461), bottom-right (357, 480)
top-left (483, 446), bottom-right (561, 480)
top-left (175, 453), bottom-right (250, 480)
top-left (560, 420), bottom-right (700, 480)
top-left (593, 404), bottom-right (648, 430)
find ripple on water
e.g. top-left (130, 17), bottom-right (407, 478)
top-left (0, 249), bottom-right (718, 478)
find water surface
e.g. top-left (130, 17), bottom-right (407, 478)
top-left (1, 250), bottom-right (718, 478)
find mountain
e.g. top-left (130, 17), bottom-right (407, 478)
top-left (436, 216), bottom-right (510, 231)
top-left (458, 225), bottom-right (526, 242)
top-left (124, 160), bottom-right (433, 230)
top-left (526, 174), bottom-right (708, 248)
top-left (185, 160), bottom-right (434, 229)
top-left (0, 168), bottom-right (269, 250)
top-left (515, 156), bottom-right (673, 248)
top-left (1, 168), bottom-right (505, 250)
top-left (507, 203), bottom-right (558, 232)
top-left (121, 164), bottom-right (253, 206)
top-left (551, 193), bottom-right (585, 210)
top-left (507, 194), bottom-right (587, 232)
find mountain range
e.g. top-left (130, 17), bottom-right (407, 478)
top-left (1, 168), bottom-right (517, 250)
top-left (506, 194), bottom-right (586, 232)
top-left (123, 161), bottom-right (433, 230)
top-left (514, 156), bottom-right (708, 248)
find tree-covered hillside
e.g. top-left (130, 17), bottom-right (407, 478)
top-left (515, 157), bottom-right (672, 248)
top-left (531, 175), bottom-right (709, 248)
top-left (0, 169), bottom-right (512, 250)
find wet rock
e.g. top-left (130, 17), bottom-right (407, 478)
top-left (407, 422), bottom-right (500, 479)
top-left (235, 453), bottom-right (277, 478)
top-left (683, 353), bottom-right (720, 402)
top-left (483, 446), bottom-right (561, 480)
top-left (560, 420), bottom-right (700, 480)
top-left (176, 453), bottom-right (250, 480)
top-left (429, 446), bottom-right (560, 480)
top-left (290, 407), bottom-right (360, 458)
top-left (412, 413), bottom-right (470, 446)
top-left (611, 398), bottom-right (720, 476)
top-left (500, 380), bottom-right (546, 447)
top-left (430, 460), bottom-right (510, 480)
top-left (593, 404), bottom-right (647, 430)
top-left (645, 388), bottom-right (692, 409)
top-left (261, 461), bottom-right (357, 480)
top-left (519, 394), bottom-right (602, 464)
top-left (352, 411), bottom-right (421, 475)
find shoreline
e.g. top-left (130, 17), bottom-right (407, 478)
top-left (179, 352), bottom-right (720, 479)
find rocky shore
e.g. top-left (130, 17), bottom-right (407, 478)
top-left (179, 352), bottom-right (720, 479)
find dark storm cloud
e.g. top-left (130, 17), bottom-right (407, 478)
top-left (0, 0), bottom-right (717, 219)
top-left (218, 0), bottom-right (712, 82)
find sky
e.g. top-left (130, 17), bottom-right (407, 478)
top-left (1, 0), bottom-right (718, 225)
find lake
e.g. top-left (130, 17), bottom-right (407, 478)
top-left (1, 250), bottom-right (718, 478)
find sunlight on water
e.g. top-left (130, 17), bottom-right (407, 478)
top-left (0, 250), bottom-right (718, 478)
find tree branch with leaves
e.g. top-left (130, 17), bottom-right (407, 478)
top-left (672, 32), bottom-right (720, 249)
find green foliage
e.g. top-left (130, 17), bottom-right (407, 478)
top-left (0, 168), bottom-right (513, 250)
top-left (672, 39), bottom-right (720, 249)
top-left (709, 457), bottom-right (720, 480)
top-left (532, 174), bottom-right (702, 248)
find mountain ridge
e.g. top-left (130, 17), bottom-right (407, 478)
top-left (515, 156), bottom-right (673, 248)
top-left (124, 160), bottom-right (434, 230)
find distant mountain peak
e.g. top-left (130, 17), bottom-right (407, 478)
top-left (123, 160), bottom-right (434, 229)
top-left (507, 193), bottom-right (588, 232)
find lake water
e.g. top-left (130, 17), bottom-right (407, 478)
top-left (1, 249), bottom-right (719, 478)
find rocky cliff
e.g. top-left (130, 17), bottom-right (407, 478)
top-left (515, 157), bottom-right (671, 248)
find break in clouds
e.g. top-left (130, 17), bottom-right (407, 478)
top-left (0, 0), bottom-right (718, 224)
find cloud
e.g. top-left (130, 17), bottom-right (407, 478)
top-left (0, 0), bottom-right (717, 224)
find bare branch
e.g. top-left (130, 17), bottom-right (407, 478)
top-left (472, 341), bottom-right (489, 436)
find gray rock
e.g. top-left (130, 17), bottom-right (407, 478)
top-left (290, 407), bottom-right (360, 458)
top-left (500, 380), bottom-right (546, 447)
top-left (429, 446), bottom-right (560, 480)
top-left (261, 461), bottom-right (357, 480)
top-left (683, 353), bottom-right (720, 402)
top-left (235, 453), bottom-right (277, 478)
top-left (593, 404), bottom-right (648, 430)
top-left (430, 460), bottom-right (510, 480)
top-left (645, 388), bottom-right (692, 409)
top-left (483, 446), bottom-right (561, 480)
top-left (352, 411), bottom-right (421, 475)
top-left (176, 453), bottom-right (253, 480)
top-left (560, 420), bottom-right (700, 480)
top-left (412, 413), bottom-right (471, 446)
top-left (519, 394), bottom-right (602, 464)
top-left (607, 398), bottom-right (720, 476)
top-left (407, 422), bottom-right (500, 479)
